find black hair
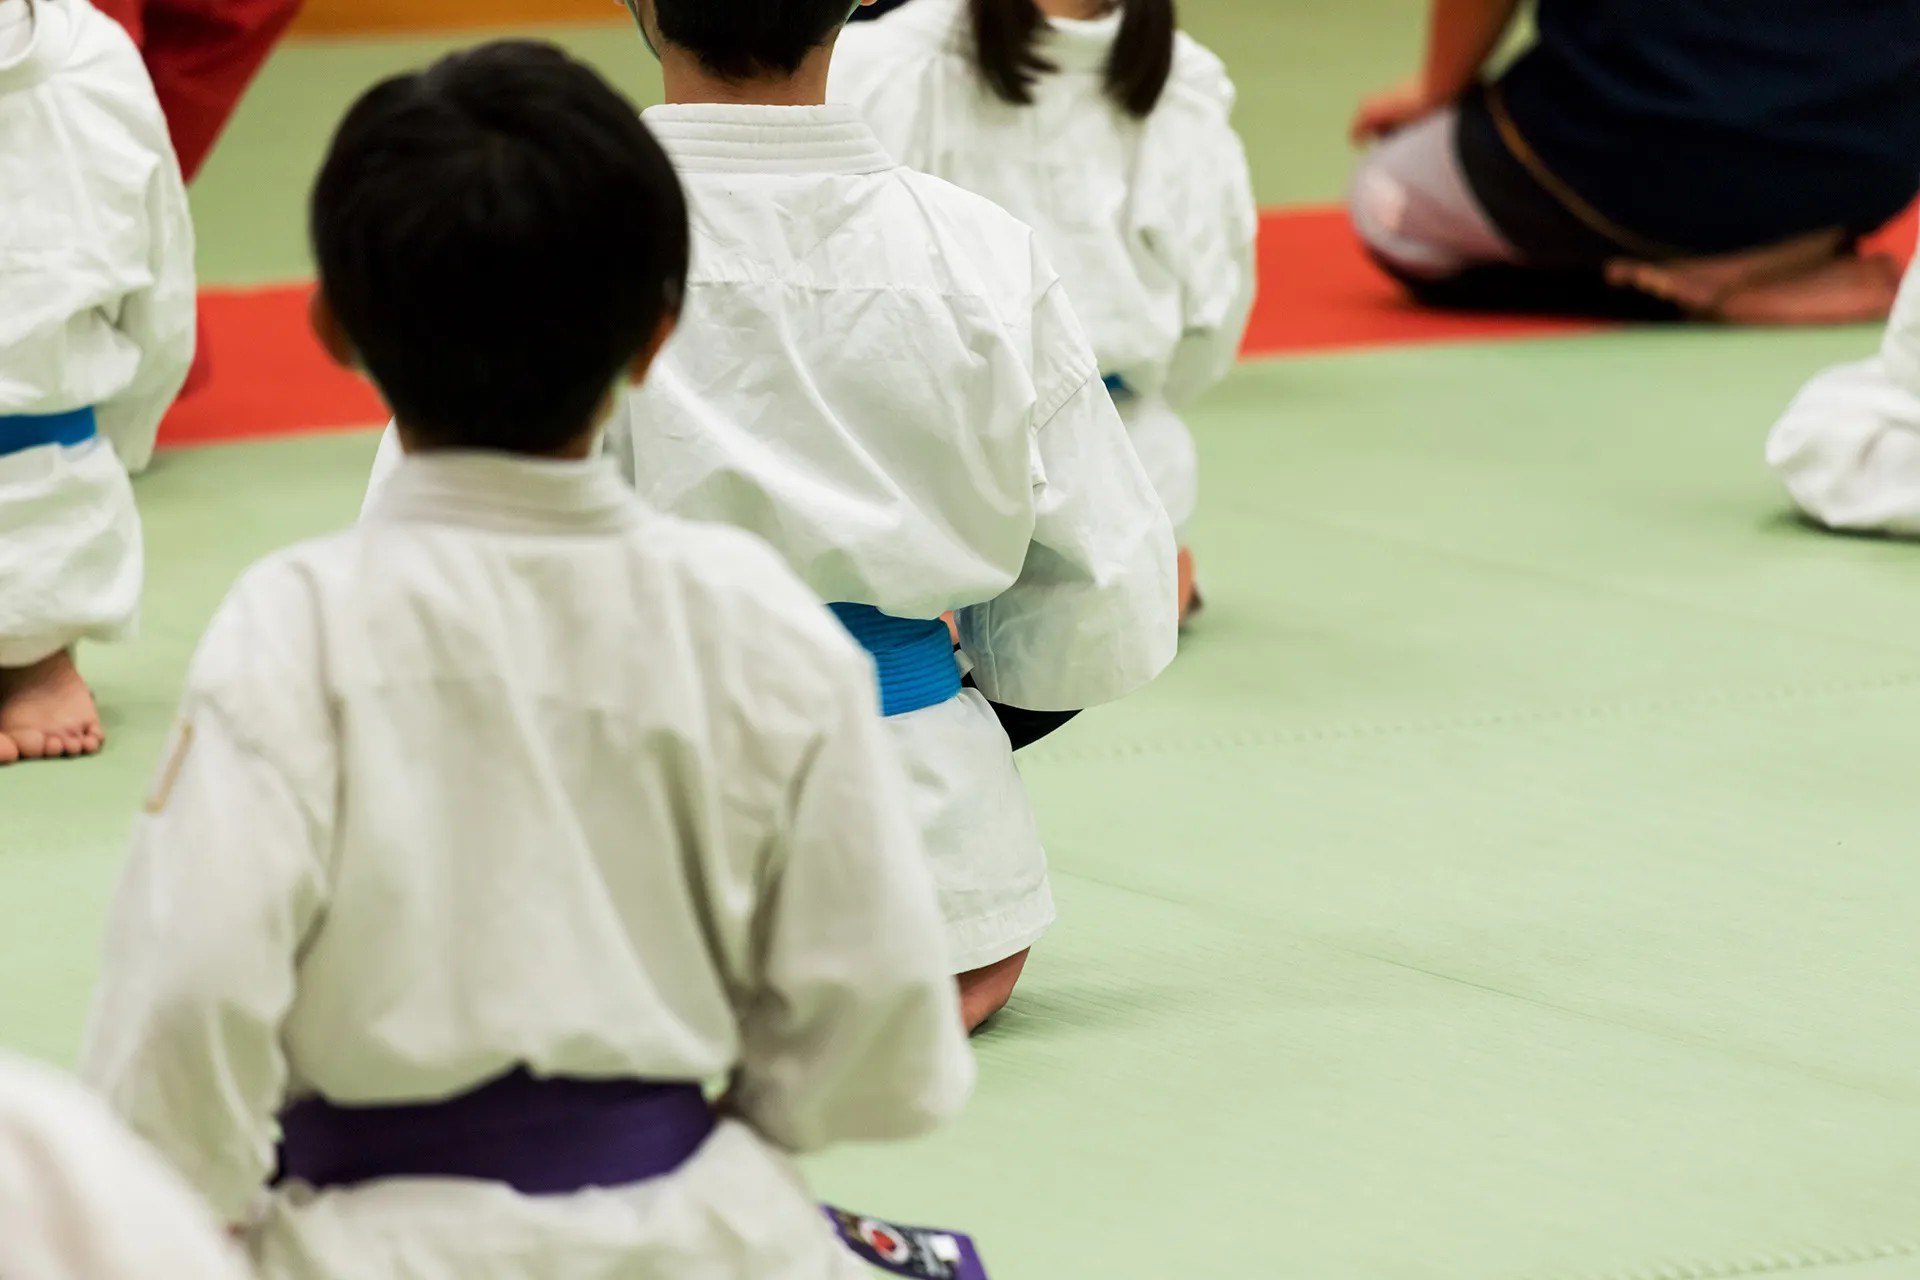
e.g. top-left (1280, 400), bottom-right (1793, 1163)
top-left (968, 0), bottom-right (1176, 119)
top-left (652, 0), bottom-right (860, 81)
top-left (310, 41), bottom-right (689, 454)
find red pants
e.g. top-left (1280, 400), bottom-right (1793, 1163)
top-left (92, 0), bottom-right (305, 182)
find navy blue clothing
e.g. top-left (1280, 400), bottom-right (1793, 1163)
top-left (849, 0), bottom-right (915, 21)
top-left (1494, 0), bottom-right (1920, 254)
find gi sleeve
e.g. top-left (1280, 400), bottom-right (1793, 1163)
top-left (1136, 56), bottom-right (1258, 410)
top-left (80, 575), bottom-right (332, 1225)
top-left (826, 22), bottom-right (936, 168)
top-left (94, 148), bottom-right (197, 477)
top-left (731, 641), bottom-right (973, 1154)
top-left (1766, 258), bottom-right (1920, 534)
top-left (1765, 356), bottom-right (1920, 535)
top-left (957, 262), bottom-right (1180, 712)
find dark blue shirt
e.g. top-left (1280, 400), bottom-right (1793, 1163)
top-left (1497, 0), bottom-right (1920, 253)
top-left (848, 0), bottom-right (915, 21)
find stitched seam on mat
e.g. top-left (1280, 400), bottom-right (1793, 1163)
top-left (1231, 504), bottom-right (1920, 665)
top-left (1054, 866), bottom-right (1914, 1104)
top-left (1027, 671), bottom-right (1920, 764)
top-left (1532, 1240), bottom-right (1920, 1280)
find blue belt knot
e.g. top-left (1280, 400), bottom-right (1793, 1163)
top-left (828, 603), bottom-right (961, 717)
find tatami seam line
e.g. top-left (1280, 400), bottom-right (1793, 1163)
top-left (1050, 864), bottom-right (1917, 1107)
top-left (1228, 502), bottom-right (1920, 664)
top-left (1026, 671), bottom-right (1920, 764)
top-left (1523, 1240), bottom-right (1920, 1280)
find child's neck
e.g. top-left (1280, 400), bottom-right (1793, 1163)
top-left (660, 45), bottom-right (833, 107)
top-left (1034, 0), bottom-right (1116, 19)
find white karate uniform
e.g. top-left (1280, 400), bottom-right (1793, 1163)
top-left (0, 0), bottom-right (194, 665)
top-left (832, 0), bottom-right (1259, 540)
top-left (612, 102), bottom-right (1177, 973)
top-left (0, 1053), bottom-right (248, 1279)
top-left (1768, 259), bottom-right (1920, 534)
top-left (83, 452), bottom-right (974, 1280)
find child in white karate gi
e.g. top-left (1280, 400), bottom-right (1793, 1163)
top-left (0, 0), bottom-right (196, 764)
top-left (83, 42), bottom-right (972, 1280)
top-left (1769, 257), bottom-right (1920, 535)
top-left (603, 0), bottom-right (1179, 1030)
top-left (833, 0), bottom-right (1258, 622)
top-left (0, 1053), bottom-right (248, 1279)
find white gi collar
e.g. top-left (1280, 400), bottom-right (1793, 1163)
top-left (365, 450), bottom-right (643, 537)
top-left (1038, 9), bottom-right (1125, 73)
top-left (900, 0), bottom-right (1121, 74)
top-left (0, 0), bottom-right (77, 93)
top-left (642, 103), bottom-right (897, 175)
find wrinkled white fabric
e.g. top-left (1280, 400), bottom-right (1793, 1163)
top-left (616, 103), bottom-right (1176, 968)
top-left (1769, 259), bottom-right (1920, 534)
top-left (0, 1053), bottom-right (248, 1280)
top-left (0, 435), bottom-right (140, 664)
top-left (0, 0), bottom-right (194, 662)
top-left (833, 0), bottom-right (1258, 535)
top-left (85, 452), bottom-right (973, 1279)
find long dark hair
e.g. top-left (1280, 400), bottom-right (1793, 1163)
top-left (967, 0), bottom-right (1176, 119)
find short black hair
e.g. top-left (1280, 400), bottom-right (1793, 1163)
top-left (311, 41), bottom-right (689, 454)
top-left (653, 0), bottom-right (857, 80)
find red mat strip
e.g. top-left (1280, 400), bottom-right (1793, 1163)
top-left (158, 202), bottom-right (1920, 451)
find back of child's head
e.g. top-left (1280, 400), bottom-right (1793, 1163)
top-left (969, 0), bottom-right (1176, 118)
top-left (649, 0), bottom-right (861, 80)
top-left (311, 41), bottom-right (688, 455)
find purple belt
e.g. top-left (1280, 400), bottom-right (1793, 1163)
top-left (275, 1067), bottom-right (989, 1279)
top-left (275, 1068), bottom-right (714, 1196)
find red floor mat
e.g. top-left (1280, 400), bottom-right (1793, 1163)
top-left (157, 203), bottom-right (1920, 450)
top-left (1241, 203), bottom-right (1919, 358)
top-left (159, 285), bottom-right (385, 448)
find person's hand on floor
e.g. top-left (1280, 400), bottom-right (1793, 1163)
top-left (1351, 76), bottom-right (1440, 144)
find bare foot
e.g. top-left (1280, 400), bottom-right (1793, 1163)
top-left (1711, 253), bottom-right (1903, 326)
top-left (957, 949), bottom-right (1030, 1033)
top-left (1605, 228), bottom-right (1847, 314)
top-left (0, 651), bottom-right (104, 763)
top-left (1177, 547), bottom-right (1198, 627)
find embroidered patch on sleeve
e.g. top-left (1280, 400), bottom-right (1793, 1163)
top-left (144, 720), bottom-right (196, 815)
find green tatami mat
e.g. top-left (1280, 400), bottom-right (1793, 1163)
top-left (0, 431), bottom-right (379, 1062)
top-left (9, 322), bottom-right (1920, 1278)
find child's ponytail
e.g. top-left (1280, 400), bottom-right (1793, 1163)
top-left (968, 0), bottom-right (1054, 108)
top-left (1105, 0), bottom-right (1175, 118)
top-left (968, 0), bottom-right (1177, 118)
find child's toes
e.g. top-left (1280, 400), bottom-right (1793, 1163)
top-left (8, 728), bottom-right (49, 759)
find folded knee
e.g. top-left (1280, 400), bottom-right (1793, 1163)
top-left (1348, 116), bottom-right (1516, 284)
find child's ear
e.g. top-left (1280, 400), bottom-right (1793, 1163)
top-left (308, 289), bottom-right (358, 371)
top-left (625, 310), bottom-right (680, 386)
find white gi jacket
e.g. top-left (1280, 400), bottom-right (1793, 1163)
top-left (832, 0), bottom-right (1259, 537)
top-left (0, 0), bottom-right (194, 664)
top-left (608, 102), bottom-right (1178, 972)
top-left (84, 453), bottom-right (974, 1280)
top-left (0, 1053), bottom-right (248, 1279)
top-left (1768, 259), bottom-right (1920, 534)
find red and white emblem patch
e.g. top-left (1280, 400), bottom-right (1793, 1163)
top-left (859, 1220), bottom-right (913, 1265)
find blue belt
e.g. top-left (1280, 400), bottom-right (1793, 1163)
top-left (828, 603), bottom-right (961, 717)
top-left (1102, 373), bottom-right (1134, 401)
top-left (0, 407), bottom-right (97, 456)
